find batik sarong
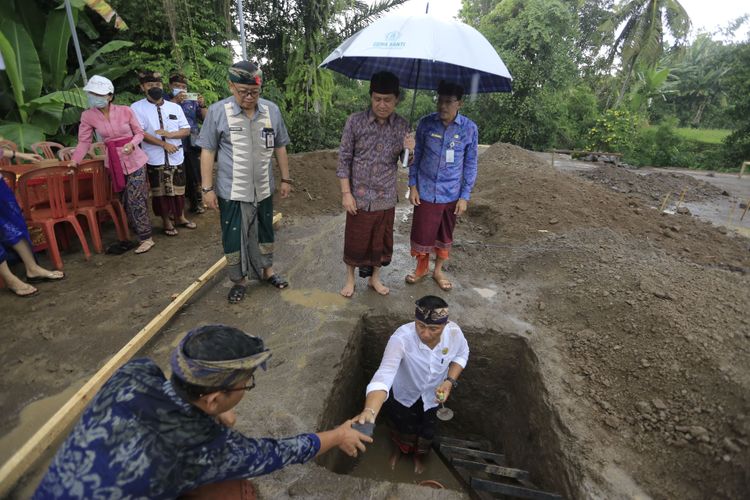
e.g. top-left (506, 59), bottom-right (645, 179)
top-left (219, 196), bottom-right (274, 282)
top-left (0, 181), bottom-right (30, 263)
top-left (385, 393), bottom-right (438, 456)
top-left (121, 167), bottom-right (152, 241)
top-left (147, 162), bottom-right (186, 217)
top-left (343, 207), bottom-right (395, 268)
top-left (410, 200), bottom-right (458, 260)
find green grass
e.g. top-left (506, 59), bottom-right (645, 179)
top-left (674, 128), bottom-right (731, 144)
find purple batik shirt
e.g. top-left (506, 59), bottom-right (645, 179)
top-left (337, 109), bottom-right (409, 212)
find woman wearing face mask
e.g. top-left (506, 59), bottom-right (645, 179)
top-left (70, 75), bottom-right (155, 254)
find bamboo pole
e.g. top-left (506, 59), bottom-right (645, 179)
top-left (0, 257), bottom-right (227, 497)
top-left (660, 193), bottom-right (672, 212)
top-left (675, 188), bottom-right (687, 210)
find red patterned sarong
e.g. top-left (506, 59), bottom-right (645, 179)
top-left (343, 207), bottom-right (395, 267)
top-left (410, 200), bottom-right (457, 258)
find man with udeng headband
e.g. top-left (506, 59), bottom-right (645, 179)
top-left (337, 71), bottom-right (414, 297)
top-left (34, 325), bottom-right (371, 499)
top-left (198, 61), bottom-right (292, 304)
top-left (406, 80), bottom-right (478, 291)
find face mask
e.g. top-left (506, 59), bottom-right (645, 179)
top-left (172, 88), bottom-right (186, 96)
top-left (88, 94), bottom-right (109, 109)
top-left (147, 87), bottom-right (164, 101)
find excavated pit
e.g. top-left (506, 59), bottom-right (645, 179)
top-left (317, 312), bottom-right (577, 497)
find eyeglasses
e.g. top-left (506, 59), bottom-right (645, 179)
top-left (437, 97), bottom-right (459, 106)
top-left (222, 375), bottom-right (256, 393)
top-left (233, 86), bottom-right (261, 98)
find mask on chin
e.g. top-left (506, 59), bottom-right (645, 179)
top-left (147, 87), bottom-right (164, 101)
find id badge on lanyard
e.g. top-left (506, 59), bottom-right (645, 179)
top-left (262, 128), bottom-right (275, 148)
top-left (446, 141), bottom-right (455, 163)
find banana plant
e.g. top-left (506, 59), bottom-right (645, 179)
top-left (0, 0), bottom-right (133, 149)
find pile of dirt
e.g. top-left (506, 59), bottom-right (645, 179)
top-left (448, 142), bottom-right (750, 499)
top-left (578, 164), bottom-right (728, 204)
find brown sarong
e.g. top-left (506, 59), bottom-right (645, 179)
top-left (410, 200), bottom-right (457, 256)
top-left (343, 207), bottom-right (395, 267)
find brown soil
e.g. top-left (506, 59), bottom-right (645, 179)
top-left (578, 164), bottom-right (728, 204)
top-left (2, 142), bottom-right (748, 499)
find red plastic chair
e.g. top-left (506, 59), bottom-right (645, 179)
top-left (1, 169), bottom-right (15, 191)
top-left (17, 166), bottom-right (91, 270)
top-left (30, 141), bottom-right (64, 160)
top-left (75, 160), bottom-right (128, 252)
top-left (58, 147), bottom-right (77, 161)
top-left (0, 140), bottom-right (18, 167)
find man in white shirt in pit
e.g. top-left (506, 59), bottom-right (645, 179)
top-left (356, 295), bottom-right (469, 473)
top-left (131, 70), bottom-right (196, 237)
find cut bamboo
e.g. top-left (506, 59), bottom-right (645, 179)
top-left (0, 256), bottom-right (227, 497)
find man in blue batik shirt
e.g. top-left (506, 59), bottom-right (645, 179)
top-left (34, 325), bottom-right (371, 499)
top-left (406, 80), bottom-right (479, 292)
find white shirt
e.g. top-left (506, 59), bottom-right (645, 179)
top-left (130, 98), bottom-right (189, 166)
top-left (366, 321), bottom-right (469, 411)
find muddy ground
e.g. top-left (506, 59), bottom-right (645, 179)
top-left (1, 144), bottom-right (749, 499)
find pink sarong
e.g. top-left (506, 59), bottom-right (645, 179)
top-left (104, 137), bottom-right (131, 192)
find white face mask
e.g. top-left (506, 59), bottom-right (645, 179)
top-left (88, 94), bottom-right (109, 109)
top-left (172, 88), bottom-right (186, 96)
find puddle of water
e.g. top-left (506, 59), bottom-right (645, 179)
top-left (281, 288), bottom-right (349, 309)
top-left (0, 380), bottom-right (85, 466)
top-left (473, 287), bottom-right (497, 299)
top-left (349, 424), bottom-right (464, 491)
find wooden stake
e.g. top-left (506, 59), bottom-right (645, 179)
top-left (660, 193), bottom-right (672, 211)
top-left (739, 161), bottom-right (749, 179)
top-left (741, 199), bottom-right (750, 222)
top-left (727, 201), bottom-right (737, 226)
top-left (0, 256), bottom-right (227, 497)
top-left (675, 188), bottom-right (687, 210)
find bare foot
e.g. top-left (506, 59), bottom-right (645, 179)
top-left (388, 448), bottom-right (402, 470)
top-left (134, 239), bottom-right (155, 254)
top-left (413, 454), bottom-right (426, 474)
top-left (340, 280), bottom-right (355, 298)
top-left (368, 277), bottom-right (389, 295)
top-left (8, 280), bottom-right (38, 297)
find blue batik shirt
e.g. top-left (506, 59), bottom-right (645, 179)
top-left (409, 112), bottom-right (479, 203)
top-left (33, 359), bottom-right (320, 499)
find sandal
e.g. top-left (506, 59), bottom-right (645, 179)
top-left (228, 283), bottom-right (247, 303)
top-left (134, 239), bottom-right (156, 254)
top-left (26, 271), bottom-right (65, 283)
top-left (432, 276), bottom-right (453, 291)
top-left (176, 220), bottom-right (197, 229)
top-left (164, 227), bottom-right (179, 236)
top-left (265, 274), bottom-right (289, 289)
top-left (405, 272), bottom-right (428, 284)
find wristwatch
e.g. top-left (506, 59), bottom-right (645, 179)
top-left (445, 376), bottom-right (458, 389)
top-left (201, 186), bottom-right (214, 193)
top-left (280, 178), bottom-right (294, 185)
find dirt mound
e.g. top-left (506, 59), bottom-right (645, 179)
top-left (579, 165), bottom-right (727, 204)
top-left (449, 142), bottom-right (750, 499)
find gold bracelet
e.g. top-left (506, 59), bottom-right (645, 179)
top-left (364, 407), bottom-right (376, 417)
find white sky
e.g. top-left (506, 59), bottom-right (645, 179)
top-left (388, 0), bottom-right (749, 39)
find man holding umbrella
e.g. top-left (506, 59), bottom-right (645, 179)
top-left (337, 71), bottom-right (415, 297)
top-left (406, 81), bottom-right (478, 291)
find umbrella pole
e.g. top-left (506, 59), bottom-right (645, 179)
top-left (403, 59), bottom-right (422, 167)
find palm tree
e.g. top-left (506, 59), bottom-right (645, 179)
top-left (605, 0), bottom-right (691, 108)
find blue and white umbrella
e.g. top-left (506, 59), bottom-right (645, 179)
top-left (320, 13), bottom-right (512, 94)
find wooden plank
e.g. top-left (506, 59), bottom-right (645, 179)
top-left (440, 444), bottom-right (506, 463)
top-left (435, 436), bottom-right (492, 450)
top-left (452, 457), bottom-right (529, 480)
top-left (471, 477), bottom-right (563, 500)
top-left (0, 257), bottom-right (227, 498)
top-left (272, 212), bottom-right (282, 225)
